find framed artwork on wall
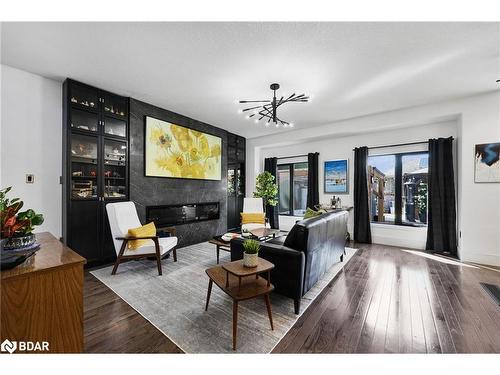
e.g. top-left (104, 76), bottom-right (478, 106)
top-left (324, 159), bottom-right (348, 193)
top-left (145, 116), bottom-right (222, 180)
top-left (474, 142), bottom-right (500, 183)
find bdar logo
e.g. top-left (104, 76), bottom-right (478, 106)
top-left (1, 339), bottom-right (17, 354)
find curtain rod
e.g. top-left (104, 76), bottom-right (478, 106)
top-left (276, 154), bottom-right (309, 160)
top-left (352, 138), bottom-right (454, 151)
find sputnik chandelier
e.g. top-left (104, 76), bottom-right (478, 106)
top-left (238, 83), bottom-right (309, 128)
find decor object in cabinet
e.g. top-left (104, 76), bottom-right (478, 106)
top-left (62, 79), bottom-right (129, 266)
top-left (227, 132), bottom-right (246, 230)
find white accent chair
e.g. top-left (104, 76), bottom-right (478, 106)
top-left (106, 201), bottom-right (178, 275)
top-left (241, 197), bottom-right (271, 232)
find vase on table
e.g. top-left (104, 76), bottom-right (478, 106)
top-left (243, 252), bottom-right (258, 268)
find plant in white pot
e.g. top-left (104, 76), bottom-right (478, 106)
top-left (242, 239), bottom-right (260, 268)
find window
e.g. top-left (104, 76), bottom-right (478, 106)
top-left (368, 152), bottom-right (428, 226)
top-left (367, 154), bottom-right (395, 223)
top-left (277, 162), bottom-right (308, 216)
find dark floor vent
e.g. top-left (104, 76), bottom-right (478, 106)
top-left (480, 283), bottom-right (500, 306)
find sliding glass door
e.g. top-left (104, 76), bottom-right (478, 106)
top-left (277, 162), bottom-right (308, 216)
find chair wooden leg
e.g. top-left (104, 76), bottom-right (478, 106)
top-left (111, 239), bottom-right (127, 275)
top-left (173, 247), bottom-right (177, 262)
top-left (232, 301), bottom-right (238, 351)
top-left (264, 294), bottom-right (274, 330)
top-left (205, 279), bottom-right (213, 311)
top-left (111, 257), bottom-right (121, 275)
top-left (153, 238), bottom-right (162, 276)
top-left (156, 254), bottom-right (162, 275)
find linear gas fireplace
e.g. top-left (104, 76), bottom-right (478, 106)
top-left (146, 202), bottom-right (220, 227)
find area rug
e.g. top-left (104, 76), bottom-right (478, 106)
top-left (90, 242), bottom-right (357, 353)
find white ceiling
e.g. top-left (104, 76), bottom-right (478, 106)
top-left (1, 22), bottom-right (499, 138)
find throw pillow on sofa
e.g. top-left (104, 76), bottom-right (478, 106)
top-left (303, 207), bottom-right (321, 219)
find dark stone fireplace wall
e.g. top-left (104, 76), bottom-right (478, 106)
top-left (129, 98), bottom-right (228, 248)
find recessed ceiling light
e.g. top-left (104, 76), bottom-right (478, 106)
top-left (237, 109), bottom-right (243, 114)
top-left (289, 123), bottom-right (294, 128)
top-left (254, 119), bottom-right (259, 124)
top-left (265, 122), bottom-right (270, 127)
top-left (245, 115), bottom-right (250, 120)
top-left (275, 124), bottom-right (279, 128)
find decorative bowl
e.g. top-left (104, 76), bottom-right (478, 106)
top-left (3, 234), bottom-right (36, 250)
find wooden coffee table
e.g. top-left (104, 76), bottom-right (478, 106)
top-left (205, 258), bottom-right (275, 350)
top-left (249, 227), bottom-right (281, 240)
top-left (208, 239), bottom-right (231, 264)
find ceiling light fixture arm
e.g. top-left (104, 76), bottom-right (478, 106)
top-left (238, 82), bottom-right (308, 128)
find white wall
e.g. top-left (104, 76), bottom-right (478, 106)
top-left (0, 25), bottom-right (3, 186)
top-left (1, 64), bottom-right (62, 237)
top-left (458, 92), bottom-right (500, 266)
top-left (247, 91), bottom-right (500, 266)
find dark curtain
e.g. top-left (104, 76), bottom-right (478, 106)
top-left (264, 157), bottom-right (279, 229)
top-left (426, 137), bottom-right (457, 255)
top-left (354, 147), bottom-right (372, 243)
top-left (307, 152), bottom-right (320, 209)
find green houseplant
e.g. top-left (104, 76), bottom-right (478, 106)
top-left (253, 171), bottom-right (278, 220)
top-left (242, 239), bottom-right (260, 267)
top-left (415, 181), bottom-right (428, 224)
top-left (1, 187), bottom-right (44, 250)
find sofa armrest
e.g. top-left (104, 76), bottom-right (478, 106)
top-left (230, 238), bottom-right (302, 259)
top-left (230, 238), bottom-right (305, 301)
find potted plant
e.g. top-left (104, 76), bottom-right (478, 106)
top-left (253, 171), bottom-right (278, 222)
top-left (1, 187), bottom-right (44, 250)
top-left (242, 239), bottom-right (260, 268)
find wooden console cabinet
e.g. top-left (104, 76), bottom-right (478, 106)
top-left (1, 232), bottom-right (86, 353)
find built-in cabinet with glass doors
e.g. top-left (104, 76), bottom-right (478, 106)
top-left (62, 79), bottom-right (129, 266)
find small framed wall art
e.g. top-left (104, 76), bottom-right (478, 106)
top-left (324, 159), bottom-right (348, 193)
top-left (474, 142), bottom-right (500, 183)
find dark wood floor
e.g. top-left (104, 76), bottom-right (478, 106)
top-left (84, 243), bottom-right (500, 353)
top-left (84, 272), bottom-right (182, 353)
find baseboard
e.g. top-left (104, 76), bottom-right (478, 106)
top-left (460, 253), bottom-right (500, 267)
top-left (371, 235), bottom-right (426, 250)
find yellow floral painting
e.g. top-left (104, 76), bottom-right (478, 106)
top-left (145, 116), bottom-right (222, 180)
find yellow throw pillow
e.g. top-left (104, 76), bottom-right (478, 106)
top-left (127, 222), bottom-right (156, 250)
top-left (241, 212), bottom-right (265, 225)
